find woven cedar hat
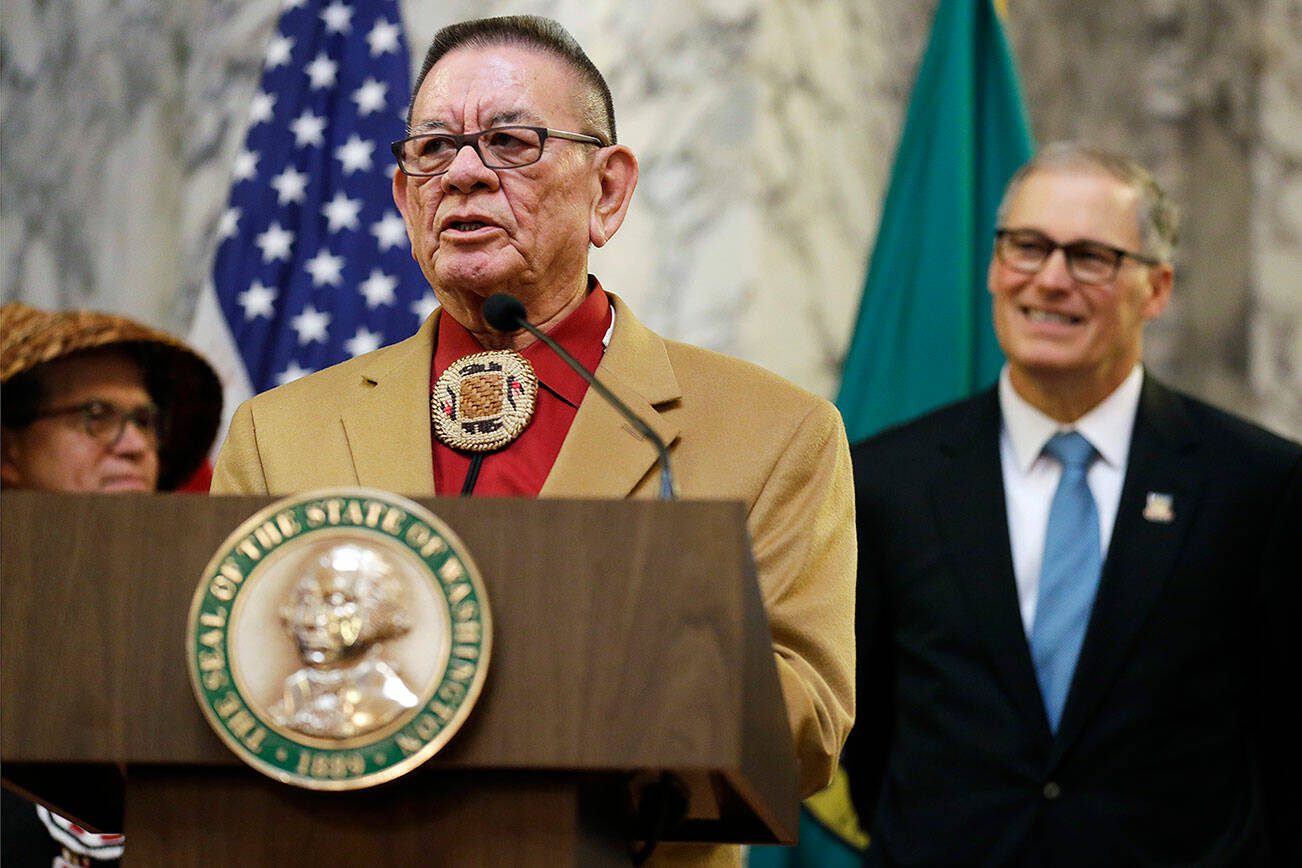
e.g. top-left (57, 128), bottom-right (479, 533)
top-left (1, 302), bottom-right (223, 490)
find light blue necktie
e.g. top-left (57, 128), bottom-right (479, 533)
top-left (1030, 431), bottom-right (1101, 733)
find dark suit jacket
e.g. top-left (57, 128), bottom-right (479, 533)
top-left (843, 376), bottom-right (1301, 867)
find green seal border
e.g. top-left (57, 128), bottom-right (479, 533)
top-left (186, 487), bottom-right (491, 791)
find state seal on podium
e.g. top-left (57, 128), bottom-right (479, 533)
top-left (186, 488), bottom-right (491, 790)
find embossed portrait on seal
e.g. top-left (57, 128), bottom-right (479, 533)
top-left (272, 541), bottom-right (420, 739)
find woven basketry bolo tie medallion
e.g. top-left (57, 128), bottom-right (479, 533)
top-left (432, 350), bottom-right (538, 452)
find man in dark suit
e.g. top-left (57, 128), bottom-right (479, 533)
top-left (843, 142), bottom-right (1301, 866)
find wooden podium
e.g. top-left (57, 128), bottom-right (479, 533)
top-left (1, 492), bottom-right (798, 865)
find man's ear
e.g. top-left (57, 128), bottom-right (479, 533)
top-left (392, 168), bottom-right (413, 226)
top-left (987, 254), bottom-right (1001, 298)
top-left (1141, 262), bottom-right (1175, 321)
top-left (588, 145), bottom-right (639, 248)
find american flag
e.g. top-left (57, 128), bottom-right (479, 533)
top-left (197, 0), bottom-right (433, 404)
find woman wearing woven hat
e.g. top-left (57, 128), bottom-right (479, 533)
top-left (0, 302), bottom-right (222, 866)
top-left (0, 302), bottom-right (222, 493)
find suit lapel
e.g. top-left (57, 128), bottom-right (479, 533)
top-left (540, 296), bottom-right (682, 498)
top-left (339, 313), bottom-right (439, 495)
top-left (930, 390), bottom-right (1051, 739)
top-left (1050, 377), bottom-right (1202, 761)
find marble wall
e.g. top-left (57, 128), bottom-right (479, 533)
top-left (1005, 0), bottom-right (1302, 437)
top-left (2, 0), bottom-right (1298, 438)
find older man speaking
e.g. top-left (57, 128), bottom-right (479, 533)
top-left (212, 15), bottom-right (855, 863)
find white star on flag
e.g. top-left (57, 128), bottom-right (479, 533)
top-left (345, 326), bottom-right (383, 357)
top-left (270, 166), bottom-right (310, 205)
top-left (249, 92), bottom-right (277, 126)
top-left (335, 134), bottom-right (375, 174)
top-left (276, 360), bottom-right (313, 386)
top-left (371, 211), bottom-right (407, 250)
top-left (255, 222), bottom-right (295, 262)
top-left (266, 35), bottom-right (295, 69)
top-left (359, 268), bottom-right (398, 307)
top-left (231, 149), bottom-right (260, 182)
top-left (238, 281), bottom-right (278, 319)
top-left (290, 110), bottom-right (327, 147)
top-left (305, 53), bottom-right (338, 90)
top-left (218, 208), bottom-right (241, 241)
top-left (367, 19), bottom-right (402, 56)
top-left (353, 78), bottom-right (388, 116)
top-left (305, 250), bottom-right (345, 286)
top-left (322, 192), bottom-right (363, 231)
top-left (321, 1), bottom-right (353, 34)
top-left (291, 305), bottom-right (331, 344)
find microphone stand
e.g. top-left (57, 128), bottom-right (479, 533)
top-left (484, 294), bottom-right (677, 501)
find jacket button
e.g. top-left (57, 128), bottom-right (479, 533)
top-left (1042, 781), bottom-right (1062, 800)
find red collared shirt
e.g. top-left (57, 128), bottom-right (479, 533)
top-left (430, 283), bottom-right (611, 496)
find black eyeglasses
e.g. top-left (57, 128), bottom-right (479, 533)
top-left (995, 228), bottom-right (1160, 286)
top-left (31, 400), bottom-right (165, 448)
top-left (390, 125), bottom-right (607, 177)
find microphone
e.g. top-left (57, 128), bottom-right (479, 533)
top-left (482, 292), bottom-right (677, 500)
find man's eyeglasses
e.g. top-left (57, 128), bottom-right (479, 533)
top-left (994, 228), bottom-right (1160, 286)
top-left (390, 125), bottom-right (607, 177)
top-left (32, 400), bottom-right (165, 448)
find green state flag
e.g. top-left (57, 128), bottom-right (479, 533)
top-left (835, 0), bottom-right (1033, 444)
top-left (751, 3), bottom-right (1033, 864)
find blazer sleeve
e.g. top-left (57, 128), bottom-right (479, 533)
top-left (749, 400), bottom-right (857, 797)
top-left (210, 399), bottom-right (270, 495)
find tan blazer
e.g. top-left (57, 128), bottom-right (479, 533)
top-left (213, 294), bottom-right (855, 834)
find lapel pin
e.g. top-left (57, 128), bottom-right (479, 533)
top-left (1143, 492), bottom-right (1175, 524)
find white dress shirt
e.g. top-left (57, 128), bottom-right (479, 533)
top-left (999, 365), bottom-right (1144, 634)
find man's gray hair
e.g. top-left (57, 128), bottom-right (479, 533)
top-left (996, 142), bottom-right (1180, 262)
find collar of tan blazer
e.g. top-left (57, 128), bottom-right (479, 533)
top-left (339, 292), bottom-right (683, 498)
